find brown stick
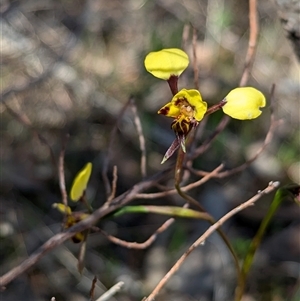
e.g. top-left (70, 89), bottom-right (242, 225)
top-left (239, 0), bottom-right (258, 87)
top-left (0, 168), bottom-right (172, 288)
top-left (58, 134), bottom-right (69, 207)
top-left (135, 164), bottom-right (223, 199)
top-left (3, 101), bottom-right (57, 168)
top-left (191, 0), bottom-right (259, 161)
top-left (189, 85), bottom-right (280, 178)
top-left (131, 98), bottom-right (147, 178)
top-left (192, 27), bottom-right (199, 90)
top-left (96, 215), bottom-right (177, 250)
top-left (143, 181), bottom-right (280, 301)
top-left (105, 165), bottom-right (118, 206)
top-left (102, 98), bottom-right (132, 198)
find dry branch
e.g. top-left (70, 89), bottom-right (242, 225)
top-left (58, 134), bottom-right (69, 207)
top-left (190, 0), bottom-right (259, 162)
top-left (102, 98), bottom-right (132, 198)
top-left (0, 167), bottom-right (173, 288)
top-left (143, 181), bottom-right (280, 301)
top-left (131, 98), bottom-right (147, 178)
top-left (189, 85), bottom-right (281, 179)
top-left (135, 164), bottom-right (223, 199)
top-left (96, 215), bottom-right (177, 250)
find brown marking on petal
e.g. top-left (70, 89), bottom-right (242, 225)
top-left (72, 234), bottom-right (84, 243)
top-left (174, 98), bottom-right (185, 106)
top-left (180, 119), bottom-right (189, 134)
top-left (158, 106), bottom-right (170, 115)
top-left (171, 117), bottom-right (191, 136)
top-left (64, 216), bottom-right (85, 243)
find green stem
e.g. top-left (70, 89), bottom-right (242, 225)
top-left (235, 184), bottom-right (300, 301)
top-left (113, 205), bottom-right (212, 220)
top-left (174, 147), bottom-right (241, 282)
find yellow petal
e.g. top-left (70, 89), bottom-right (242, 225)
top-left (70, 162), bottom-right (92, 201)
top-left (172, 89), bottom-right (207, 121)
top-left (144, 48), bottom-right (189, 80)
top-left (158, 102), bottom-right (181, 117)
top-left (64, 214), bottom-right (87, 243)
top-left (72, 232), bottom-right (85, 243)
top-left (222, 87), bottom-right (266, 120)
top-left (53, 203), bottom-right (72, 215)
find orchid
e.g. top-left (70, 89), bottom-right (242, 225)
top-left (144, 48), bottom-right (189, 80)
top-left (158, 89), bottom-right (207, 156)
top-left (53, 162), bottom-right (93, 243)
top-left (144, 48), bottom-right (266, 163)
top-left (53, 203), bottom-right (89, 243)
top-left (222, 87), bottom-right (266, 120)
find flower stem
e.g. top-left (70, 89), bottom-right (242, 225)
top-left (175, 147), bottom-right (185, 185)
top-left (205, 100), bottom-right (226, 116)
top-left (167, 75), bottom-right (179, 96)
top-left (235, 184), bottom-right (300, 301)
top-left (174, 147), bottom-right (241, 287)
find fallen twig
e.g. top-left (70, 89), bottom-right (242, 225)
top-left (143, 181), bottom-right (280, 301)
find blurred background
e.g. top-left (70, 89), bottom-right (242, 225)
top-left (1, 0), bottom-right (299, 300)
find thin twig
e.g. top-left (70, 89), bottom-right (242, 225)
top-left (143, 181), bottom-right (280, 301)
top-left (190, 0), bottom-right (259, 161)
top-left (189, 115), bottom-right (230, 160)
top-left (102, 98), bottom-right (132, 198)
top-left (239, 0), bottom-right (258, 87)
top-left (90, 276), bottom-right (98, 301)
top-left (174, 146), bottom-right (240, 277)
top-left (105, 165), bottom-right (118, 206)
top-left (95, 212), bottom-right (179, 249)
top-left (3, 101), bottom-right (57, 168)
top-left (216, 123), bottom-right (281, 178)
top-left (189, 115), bottom-right (209, 156)
top-left (234, 183), bottom-right (297, 300)
top-left (189, 85), bottom-right (280, 178)
top-left (0, 167), bottom-right (173, 287)
top-left (175, 169), bottom-right (241, 282)
top-left (135, 164), bottom-right (223, 199)
top-left (192, 26), bottom-right (199, 90)
top-left (58, 134), bottom-right (69, 207)
top-left (77, 230), bottom-right (89, 274)
top-left (95, 281), bottom-right (124, 301)
top-left (131, 97), bottom-right (147, 178)
top-left (181, 23), bottom-right (190, 51)
top-left (1, 11), bottom-right (75, 105)
top-left (0, 68), bottom-right (53, 104)
top-left (185, 27), bottom-right (203, 152)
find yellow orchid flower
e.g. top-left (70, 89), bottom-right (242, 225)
top-left (70, 162), bottom-right (92, 201)
top-left (53, 203), bottom-right (90, 243)
top-left (158, 89), bottom-right (207, 135)
top-left (144, 48), bottom-right (189, 80)
top-left (145, 48), bottom-right (266, 163)
top-left (52, 203), bottom-right (72, 215)
top-left (158, 89), bottom-right (207, 162)
top-left (222, 87), bottom-right (266, 120)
